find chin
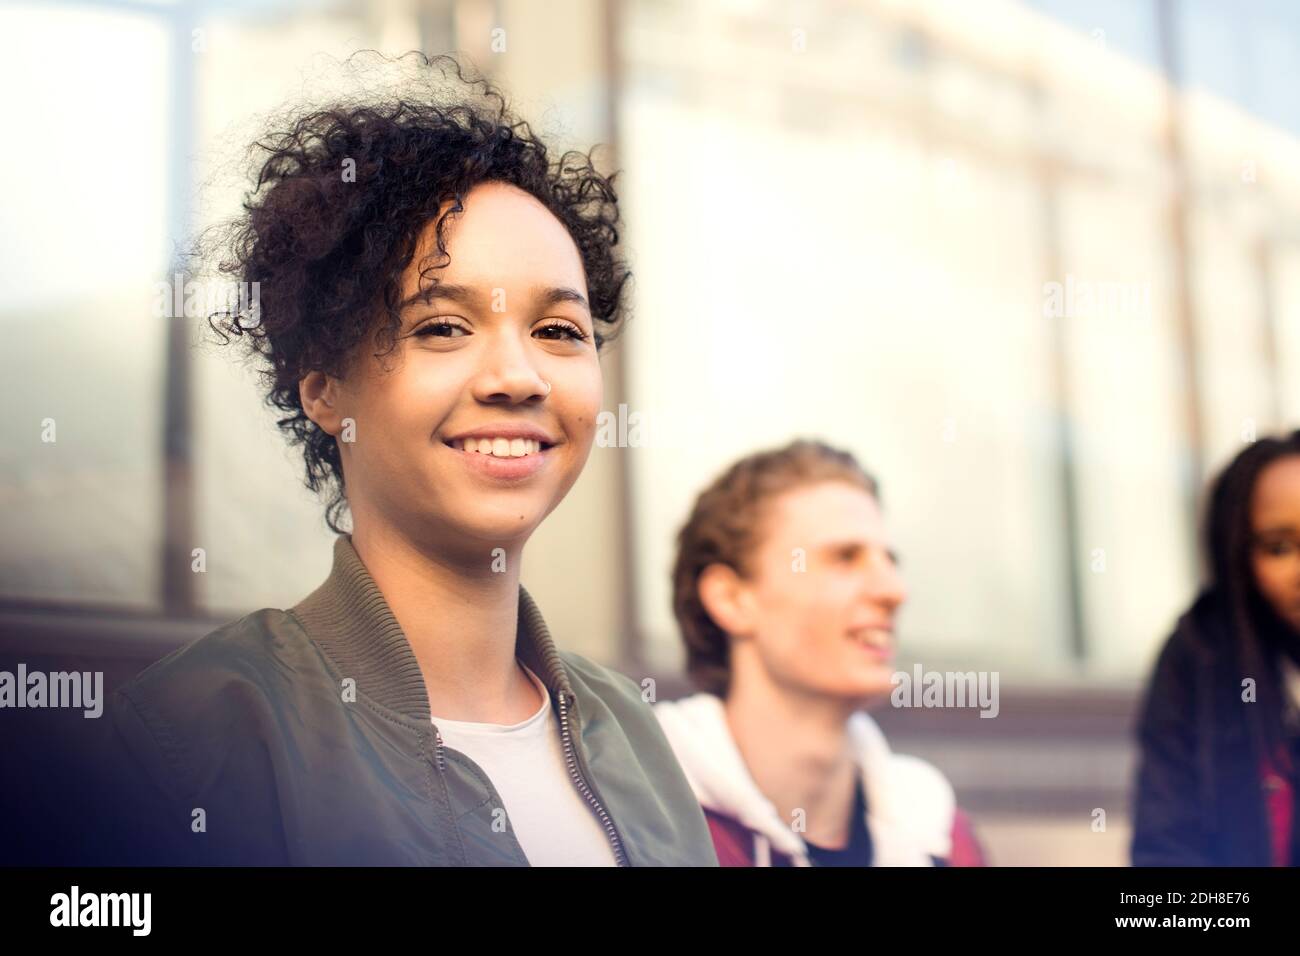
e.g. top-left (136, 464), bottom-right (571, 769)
top-left (425, 502), bottom-right (541, 549)
top-left (860, 683), bottom-right (898, 705)
top-left (458, 513), bottom-right (543, 545)
top-left (841, 671), bottom-right (898, 704)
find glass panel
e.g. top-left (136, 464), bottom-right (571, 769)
top-left (0, 5), bottom-right (170, 607)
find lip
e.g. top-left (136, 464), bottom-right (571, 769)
top-left (848, 626), bottom-right (895, 661)
top-left (848, 625), bottom-right (894, 637)
top-left (441, 437), bottom-right (552, 481)
top-left (852, 639), bottom-right (894, 660)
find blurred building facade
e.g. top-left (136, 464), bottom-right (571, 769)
top-left (3, 0), bottom-right (1299, 865)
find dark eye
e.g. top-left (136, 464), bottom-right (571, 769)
top-left (535, 321), bottom-right (589, 343)
top-left (1258, 540), bottom-right (1297, 558)
top-left (414, 320), bottom-right (468, 338)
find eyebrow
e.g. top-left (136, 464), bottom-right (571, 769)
top-left (397, 283), bottom-right (590, 315)
top-left (815, 539), bottom-right (901, 563)
top-left (1254, 525), bottom-right (1299, 536)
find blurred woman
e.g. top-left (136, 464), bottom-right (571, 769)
top-left (1133, 430), bottom-right (1300, 866)
top-left (654, 439), bottom-right (984, 866)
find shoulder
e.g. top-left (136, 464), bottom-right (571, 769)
top-left (557, 649), bottom-right (652, 709)
top-left (1139, 590), bottom-right (1227, 716)
top-left (1155, 589), bottom-right (1229, 670)
top-left (556, 650), bottom-right (677, 758)
top-left (884, 751), bottom-right (956, 805)
top-left (880, 754), bottom-right (960, 863)
top-left (117, 607), bottom-right (314, 715)
top-left (109, 608), bottom-right (323, 792)
top-left (850, 710), bottom-right (954, 804)
top-left (879, 749), bottom-right (957, 844)
top-left (557, 652), bottom-right (719, 865)
top-left (849, 712), bottom-right (957, 860)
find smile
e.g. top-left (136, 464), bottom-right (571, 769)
top-left (848, 627), bottom-right (894, 658)
top-left (447, 437), bottom-right (550, 458)
top-left (441, 437), bottom-right (554, 481)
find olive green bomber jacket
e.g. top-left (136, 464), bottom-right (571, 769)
top-left (101, 534), bottom-right (719, 866)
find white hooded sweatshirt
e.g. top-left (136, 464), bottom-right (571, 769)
top-left (653, 692), bottom-right (956, 866)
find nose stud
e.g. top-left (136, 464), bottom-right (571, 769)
top-left (542, 381), bottom-right (552, 396)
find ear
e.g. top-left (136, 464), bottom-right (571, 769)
top-left (299, 370), bottom-right (345, 436)
top-left (697, 562), bottom-right (757, 640)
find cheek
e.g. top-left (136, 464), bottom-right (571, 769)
top-left (762, 566), bottom-right (846, 614)
top-left (384, 365), bottom-right (457, 434)
top-left (793, 572), bottom-right (858, 622)
top-left (782, 615), bottom-right (852, 684)
top-left (562, 368), bottom-right (604, 445)
top-left (1253, 555), bottom-right (1296, 599)
top-left (353, 369), bottom-right (452, 469)
top-left (757, 576), bottom-right (839, 653)
top-left (403, 361), bottom-right (458, 407)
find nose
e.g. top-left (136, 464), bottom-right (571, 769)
top-left (866, 554), bottom-right (907, 614)
top-left (470, 329), bottom-right (549, 405)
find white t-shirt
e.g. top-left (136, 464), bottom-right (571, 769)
top-left (431, 661), bottom-right (619, 866)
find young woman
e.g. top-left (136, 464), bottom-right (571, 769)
top-left (89, 54), bottom-right (717, 866)
top-left (653, 439), bottom-right (984, 866)
top-left (1132, 430), bottom-right (1300, 866)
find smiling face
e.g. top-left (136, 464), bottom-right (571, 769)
top-left (1250, 454), bottom-right (1300, 636)
top-left (712, 481), bottom-right (907, 704)
top-left (302, 181), bottom-right (603, 560)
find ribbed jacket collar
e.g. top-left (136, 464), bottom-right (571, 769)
top-left (290, 533), bottom-right (574, 722)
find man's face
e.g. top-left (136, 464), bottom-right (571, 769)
top-left (1250, 454), bottom-right (1300, 635)
top-left (319, 180), bottom-right (603, 560)
top-left (737, 481), bottom-right (907, 703)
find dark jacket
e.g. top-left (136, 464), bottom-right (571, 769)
top-left (1131, 588), bottom-right (1296, 866)
top-left (81, 534), bottom-right (718, 866)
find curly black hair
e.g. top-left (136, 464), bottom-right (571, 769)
top-left (203, 51), bottom-right (632, 534)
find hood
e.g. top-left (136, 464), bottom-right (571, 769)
top-left (653, 692), bottom-right (955, 866)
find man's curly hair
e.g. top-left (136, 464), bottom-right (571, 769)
top-left (204, 51), bottom-right (632, 533)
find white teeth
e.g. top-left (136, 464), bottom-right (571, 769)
top-left (852, 629), bottom-right (891, 649)
top-left (456, 437), bottom-right (543, 458)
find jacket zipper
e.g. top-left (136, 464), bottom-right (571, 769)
top-left (556, 689), bottom-right (629, 866)
top-left (433, 705), bottom-right (629, 867)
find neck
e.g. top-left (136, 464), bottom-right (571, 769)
top-left (724, 669), bottom-right (860, 849)
top-left (350, 516), bottom-right (538, 724)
